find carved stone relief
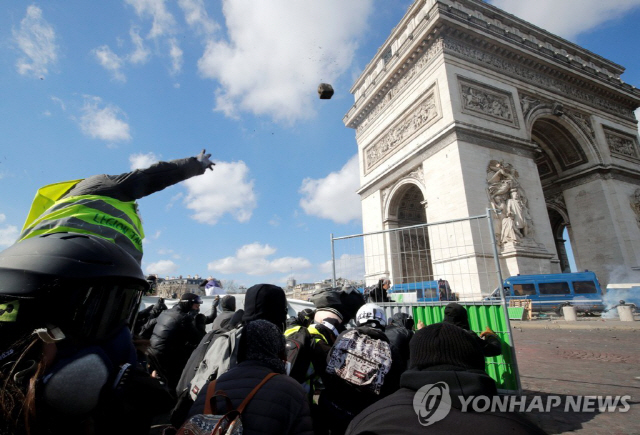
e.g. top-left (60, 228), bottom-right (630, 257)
top-left (364, 84), bottom-right (441, 173)
top-left (443, 37), bottom-right (635, 119)
top-left (603, 127), bottom-right (640, 160)
top-left (520, 95), bottom-right (542, 119)
top-left (486, 160), bottom-right (538, 248)
top-left (458, 77), bottom-right (519, 128)
top-left (354, 39), bottom-right (445, 135)
top-left (631, 188), bottom-right (640, 228)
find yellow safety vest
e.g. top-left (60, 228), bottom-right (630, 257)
top-left (19, 180), bottom-right (145, 263)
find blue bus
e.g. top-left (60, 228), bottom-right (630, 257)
top-left (486, 271), bottom-right (604, 313)
top-left (388, 279), bottom-right (456, 303)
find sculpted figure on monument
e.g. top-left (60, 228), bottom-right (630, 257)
top-left (486, 160), bottom-right (536, 246)
top-left (631, 188), bottom-right (640, 228)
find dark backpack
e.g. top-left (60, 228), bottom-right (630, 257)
top-left (326, 329), bottom-right (392, 395)
top-left (167, 373), bottom-right (277, 435)
top-left (284, 326), bottom-right (313, 383)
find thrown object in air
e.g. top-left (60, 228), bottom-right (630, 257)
top-left (318, 83), bottom-right (334, 99)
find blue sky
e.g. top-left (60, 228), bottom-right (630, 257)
top-left (1, 0), bottom-right (639, 288)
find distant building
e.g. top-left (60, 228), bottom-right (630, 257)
top-left (156, 275), bottom-right (205, 298)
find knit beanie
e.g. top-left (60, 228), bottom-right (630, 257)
top-left (244, 319), bottom-right (286, 374)
top-left (442, 302), bottom-right (471, 331)
top-left (409, 322), bottom-right (484, 371)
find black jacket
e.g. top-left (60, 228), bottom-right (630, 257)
top-left (210, 295), bottom-right (236, 331)
top-left (346, 367), bottom-right (546, 435)
top-left (369, 281), bottom-right (390, 303)
top-left (148, 304), bottom-right (206, 388)
top-left (318, 326), bottom-right (403, 435)
top-left (188, 360), bottom-right (313, 435)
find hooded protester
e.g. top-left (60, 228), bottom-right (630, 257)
top-left (148, 292), bottom-right (207, 390)
top-left (170, 285), bottom-right (288, 427)
top-left (137, 297), bottom-right (168, 339)
top-left (345, 322), bottom-right (546, 435)
top-left (186, 320), bottom-right (313, 435)
top-left (210, 295), bottom-right (237, 331)
top-left (369, 278), bottom-right (392, 303)
top-left (384, 312), bottom-right (415, 370)
top-left (443, 302), bottom-right (502, 357)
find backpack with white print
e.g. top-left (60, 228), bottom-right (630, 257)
top-left (325, 328), bottom-right (392, 395)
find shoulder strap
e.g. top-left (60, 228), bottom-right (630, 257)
top-left (203, 380), bottom-right (217, 414)
top-left (236, 372), bottom-right (278, 414)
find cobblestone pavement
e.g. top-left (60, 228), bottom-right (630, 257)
top-left (510, 319), bottom-right (640, 434)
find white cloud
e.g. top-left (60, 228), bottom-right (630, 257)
top-left (12, 5), bottom-right (58, 78)
top-left (146, 259), bottom-right (179, 276)
top-left (125, 0), bottom-right (176, 39)
top-left (51, 96), bottom-right (66, 111)
top-left (168, 38), bottom-right (183, 75)
top-left (182, 161), bottom-right (256, 224)
top-left (208, 243), bottom-right (312, 275)
top-left (129, 152), bottom-right (160, 170)
top-left (299, 154), bottom-right (361, 224)
top-left (178, 0), bottom-right (217, 35)
top-left (128, 26), bottom-right (151, 64)
top-left (489, 0), bottom-right (640, 40)
top-left (0, 214), bottom-right (19, 247)
top-left (197, 0), bottom-right (374, 123)
top-left (92, 45), bottom-right (126, 82)
top-left (79, 96), bottom-right (131, 142)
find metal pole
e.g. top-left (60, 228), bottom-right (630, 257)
top-left (330, 233), bottom-right (336, 288)
top-left (486, 208), bottom-right (523, 396)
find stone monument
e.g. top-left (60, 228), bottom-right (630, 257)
top-left (344, 0), bottom-right (640, 294)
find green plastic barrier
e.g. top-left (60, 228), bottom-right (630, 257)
top-left (385, 302), bottom-right (519, 392)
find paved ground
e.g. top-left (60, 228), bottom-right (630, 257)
top-left (510, 318), bottom-right (640, 434)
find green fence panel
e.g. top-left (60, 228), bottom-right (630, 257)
top-left (405, 303), bottom-right (518, 392)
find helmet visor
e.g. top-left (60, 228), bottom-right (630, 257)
top-left (57, 280), bottom-right (146, 341)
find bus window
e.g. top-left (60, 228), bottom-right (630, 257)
top-left (513, 283), bottom-right (536, 296)
top-left (573, 281), bottom-right (597, 294)
top-left (539, 282), bottom-right (570, 295)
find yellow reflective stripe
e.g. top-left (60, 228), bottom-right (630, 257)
top-left (0, 300), bottom-right (19, 322)
top-left (19, 226), bottom-right (116, 245)
top-left (24, 204), bottom-right (142, 247)
top-left (22, 179), bottom-right (83, 231)
top-left (285, 326), bottom-right (302, 336)
top-left (307, 326), bottom-right (328, 343)
top-left (57, 195), bottom-right (144, 238)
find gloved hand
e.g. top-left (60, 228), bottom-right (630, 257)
top-left (197, 149), bottom-right (215, 171)
top-left (480, 326), bottom-right (496, 338)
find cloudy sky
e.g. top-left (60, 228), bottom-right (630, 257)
top-left (1, 0), bottom-right (639, 288)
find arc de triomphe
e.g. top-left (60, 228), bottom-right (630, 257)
top-left (344, 0), bottom-right (640, 293)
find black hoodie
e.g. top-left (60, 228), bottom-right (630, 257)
top-left (242, 284), bottom-right (288, 332)
top-left (443, 303), bottom-right (502, 357)
top-left (346, 366), bottom-right (546, 435)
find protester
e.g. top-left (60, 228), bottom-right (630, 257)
top-left (318, 303), bottom-right (399, 435)
top-left (147, 292), bottom-right (207, 390)
top-left (443, 302), bottom-right (502, 357)
top-left (185, 319), bottom-right (313, 435)
top-left (369, 278), bottom-right (392, 303)
top-left (384, 312), bottom-right (415, 370)
top-left (345, 322), bottom-right (546, 435)
top-left (17, 150), bottom-right (214, 264)
top-left (210, 295), bottom-right (237, 331)
top-left (286, 308), bottom-right (315, 328)
top-left (0, 233), bottom-right (174, 435)
top-left (137, 297), bottom-right (168, 339)
top-left (171, 285), bottom-right (287, 427)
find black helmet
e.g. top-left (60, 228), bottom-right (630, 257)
top-left (0, 233), bottom-right (149, 341)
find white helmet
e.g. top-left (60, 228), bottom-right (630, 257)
top-left (355, 303), bottom-right (387, 328)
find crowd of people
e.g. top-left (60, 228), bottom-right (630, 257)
top-left (0, 233), bottom-right (547, 434)
top-left (0, 151), bottom-right (546, 434)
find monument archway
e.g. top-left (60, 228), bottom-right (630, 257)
top-left (384, 182), bottom-right (433, 284)
top-left (345, 0), bottom-right (640, 291)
